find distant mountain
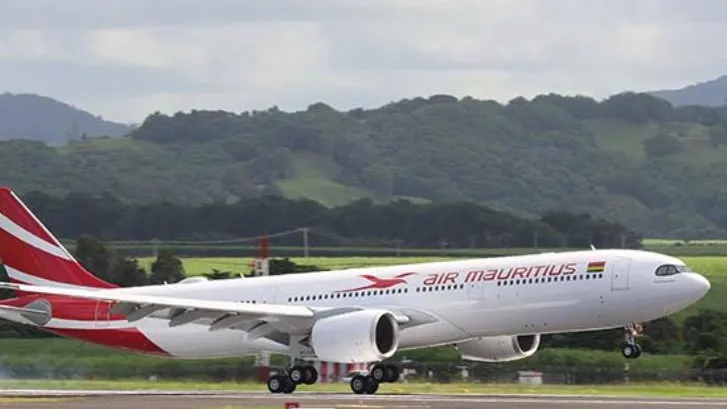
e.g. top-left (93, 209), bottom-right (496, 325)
top-left (5, 92), bottom-right (727, 240)
top-left (0, 93), bottom-right (132, 145)
top-left (649, 75), bottom-right (727, 107)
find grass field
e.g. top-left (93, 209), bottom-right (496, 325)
top-left (66, 239), bottom-right (727, 260)
top-left (1, 379), bottom-right (727, 397)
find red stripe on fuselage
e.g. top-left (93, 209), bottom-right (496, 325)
top-left (0, 228), bottom-right (116, 288)
top-left (48, 327), bottom-right (169, 356)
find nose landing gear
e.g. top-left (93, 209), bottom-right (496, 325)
top-left (621, 322), bottom-right (643, 359)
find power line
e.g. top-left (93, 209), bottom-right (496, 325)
top-left (59, 227), bottom-right (309, 245)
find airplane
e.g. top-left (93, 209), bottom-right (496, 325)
top-left (0, 186), bottom-right (711, 395)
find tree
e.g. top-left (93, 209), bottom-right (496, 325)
top-left (113, 258), bottom-right (149, 287)
top-left (203, 269), bottom-right (235, 280)
top-left (74, 235), bottom-right (113, 282)
top-left (642, 133), bottom-right (683, 157)
top-left (150, 249), bottom-right (186, 284)
top-left (683, 309), bottom-right (727, 356)
top-left (73, 235), bottom-right (148, 287)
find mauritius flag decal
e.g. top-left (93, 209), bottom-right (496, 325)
top-left (587, 261), bottom-right (606, 273)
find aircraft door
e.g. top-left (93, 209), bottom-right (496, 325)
top-left (610, 258), bottom-right (631, 291)
top-left (261, 287), bottom-right (278, 304)
top-left (467, 280), bottom-right (484, 300)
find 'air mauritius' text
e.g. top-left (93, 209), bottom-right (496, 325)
top-left (422, 262), bottom-right (578, 286)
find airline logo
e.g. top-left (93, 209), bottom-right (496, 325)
top-left (336, 272), bottom-right (416, 293)
top-left (422, 262), bottom-right (585, 286)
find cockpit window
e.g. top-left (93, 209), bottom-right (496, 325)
top-left (655, 264), bottom-right (690, 276)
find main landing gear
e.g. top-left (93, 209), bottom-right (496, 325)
top-left (266, 362), bottom-right (401, 395)
top-left (267, 364), bottom-right (318, 394)
top-left (350, 363), bottom-right (400, 395)
top-left (621, 322), bottom-right (643, 359)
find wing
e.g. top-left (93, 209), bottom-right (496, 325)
top-left (0, 282), bottom-right (438, 346)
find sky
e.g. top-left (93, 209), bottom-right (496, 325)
top-left (1, 0), bottom-right (726, 124)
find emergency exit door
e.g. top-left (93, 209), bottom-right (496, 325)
top-left (610, 258), bottom-right (631, 291)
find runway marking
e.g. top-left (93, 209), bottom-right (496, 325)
top-left (1, 390), bottom-right (727, 406)
top-left (336, 403), bottom-right (431, 409)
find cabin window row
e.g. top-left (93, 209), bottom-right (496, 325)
top-left (288, 288), bottom-right (409, 303)
top-left (496, 273), bottom-right (604, 286)
top-left (284, 273), bottom-right (606, 303)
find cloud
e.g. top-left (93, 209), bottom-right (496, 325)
top-left (0, 0), bottom-right (726, 123)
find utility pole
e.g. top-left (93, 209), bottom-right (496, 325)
top-left (253, 236), bottom-right (271, 378)
top-left (302, 228), bottom-right (309, 258)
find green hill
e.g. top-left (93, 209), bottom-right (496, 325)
top-left (2, 92), bottom-right (727, 239)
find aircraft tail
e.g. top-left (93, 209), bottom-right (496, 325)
top-left (0, 187), bottom-right (116, 290)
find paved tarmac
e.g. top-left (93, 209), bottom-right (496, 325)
top-left (2, 391), bottom-right (727, 409)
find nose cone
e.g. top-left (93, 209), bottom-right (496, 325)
top-left (686, 273), bottom-right (711, 301)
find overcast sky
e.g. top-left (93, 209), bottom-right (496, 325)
top-left (1, 0), bottom-right (726, 123)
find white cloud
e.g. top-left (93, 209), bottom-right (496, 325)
top-left (0, 0), bottom-right (726, 123)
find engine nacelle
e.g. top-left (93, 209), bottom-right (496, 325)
top-left (455, 334), bottom-right (540, 362)
top-left (310, 310), bottom-right (399, 363)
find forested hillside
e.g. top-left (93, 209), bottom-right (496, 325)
top-left (0, 93), bottom-right (131, 145)
top-left (2, 91), bottom-right (727, 239)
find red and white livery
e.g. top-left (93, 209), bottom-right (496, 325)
top-left (0, 187), bottom-right (710, 394)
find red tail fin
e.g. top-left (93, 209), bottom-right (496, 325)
top-left (0, 187), bottom-right (116, 289)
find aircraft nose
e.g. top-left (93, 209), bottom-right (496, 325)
top-left (687, 273), bottom-right (711, 299)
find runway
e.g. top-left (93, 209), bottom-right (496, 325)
top-left (1, 390), bottom-right (727, 409)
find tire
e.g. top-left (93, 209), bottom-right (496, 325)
top-left (384, 364), bottom-right (400, 383)
top-left (303, 366), bottom-right (318, 385)
top-left (365, 376), bottom-right (379, 394)
top-left (267, 374), bottom-right (286, 393)
top-left (289, 366), bottom-right (305, 384)
top-left (350, 374), bottom-right (368, 394)
top-left (371, 365), bottom-right (386, 382)
top-left (621, 343), bottom-right (640, 359)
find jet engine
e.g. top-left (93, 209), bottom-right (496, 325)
top-left (454, 334), bottom-right (540, 362)
top-left (310, 309), bottom-right (399, 363)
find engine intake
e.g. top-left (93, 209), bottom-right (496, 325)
top-left (310, 309), bottom-right (399, 363)
top-left (455, 334), bottom-right (540, 362)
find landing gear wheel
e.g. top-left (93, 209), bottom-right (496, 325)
top-left (283, 378), bottom-right (296, 394)
top-left (365, 376), bottom-right (379, 394)
top-left (267, 374), bottom-right (287, 393)
top-left (371, 364), bottom-right (386, 382)
top-left (289, 365), bottom-right (306, 384)
top-left (383, 364), bottom-right (400, 383)
top-left (621, 342), bottom-right (642, 359)
top-left (621, 322), bottom-right (643, 359)
top-left (351, 374), bottom-right (378, 394)
top-left (303, 365), bottom-right (318, 385)
top-left (351, 374), bottom-right (367, 394)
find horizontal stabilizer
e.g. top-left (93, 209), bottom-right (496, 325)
top-left (0, 303), bottom-right (51, 326)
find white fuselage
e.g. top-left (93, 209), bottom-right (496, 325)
top-left (98, 249), bottom-right (709, 359)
